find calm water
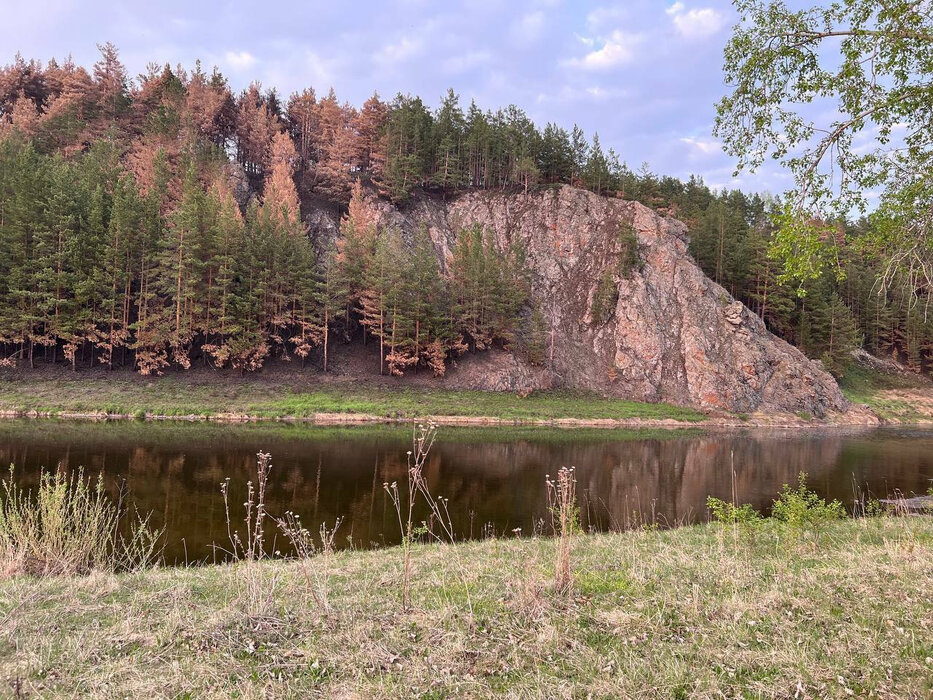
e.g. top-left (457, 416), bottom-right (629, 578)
top-left (1, 421), bottom-right (931, 563)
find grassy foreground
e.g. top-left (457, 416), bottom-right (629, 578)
top-left (2, 517), bottom-right (931, 698)
top-left (0, 369), bottom-right (706, 423)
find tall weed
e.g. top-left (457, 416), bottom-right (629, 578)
top-left (546, 466), bottom-right (577, 595)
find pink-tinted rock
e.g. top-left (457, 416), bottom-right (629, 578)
top-left (315, 185), bottom-right (851, 417)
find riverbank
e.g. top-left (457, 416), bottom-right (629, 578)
top-left (2, 517), bottom-right (931, 697)
top-left (839, 359), bottom-right (933, 423)
top-left (0, 365), bottom-right (712, 425)
top-left (0, 364), bottom-right (893, 428)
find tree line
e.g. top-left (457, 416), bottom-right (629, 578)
top-left (1, 44), bottom-right (930, 376)
top-left (0, 134), bottom-right (534, 374)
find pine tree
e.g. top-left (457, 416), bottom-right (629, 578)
top-left (314, 240), bottom-right (349, 372)
top-left (98, 174), bottom-right (141, 368)
top-left (132, 150), bottom-right (171, 375)
top-left (396, 224), bottom-right (446, 373)
top-left (0, 140), bottom-right (48, 366)
top-left (431, 89), bottom-right (465, 189)
top-left (201, 176), bottom-right (244, 367)
top-left (810, 290), bottom-right (862, 375)
top-left (570, 125), bottom-right (588, 186)
top-left (360, 230), bottom-right (403, 374)
top-left (92, 42), bottom-right (130, 128)
top-left (355, 93), bottom-right (387, 177)
top-left (377, 94), bottom-right (432, 200)
top-left (584, 133), bottom-right (610, 195)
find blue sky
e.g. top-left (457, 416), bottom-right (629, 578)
top-left (1, 0), bottom-right (794, 196)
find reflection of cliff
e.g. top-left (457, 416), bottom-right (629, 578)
top-left (1, 424), bottom-right (931, 563)
top-left (585, 434), bottom-right (852, 528)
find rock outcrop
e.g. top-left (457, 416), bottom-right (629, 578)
top-left (310, 185), bottom-right (853, 417)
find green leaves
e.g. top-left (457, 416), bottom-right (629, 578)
top-left (768, 203), bottom-right (834, 293)
top-left (716, 0), bottom-right (933, 292)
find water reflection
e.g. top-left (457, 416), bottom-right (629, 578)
top-left (0, 421), bottom-right (931, 563)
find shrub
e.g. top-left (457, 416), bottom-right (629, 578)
top-left (618, 225), bottom-right (641, 278)
top-left (771, 473), bottom-right (845, 527)
top-left (706, 497), bottom-right (761, 525)
top-left (0, 466), bottom-right (161, 577)
top-left (590, 269), bottom-right (619, 325)
top-left (518, 307), bottom-right (550, 366)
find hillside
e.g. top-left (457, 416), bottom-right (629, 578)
top-left (297, 185), bottom-right (856, 418)
top-left (0, 47), bottom-right (897, 420)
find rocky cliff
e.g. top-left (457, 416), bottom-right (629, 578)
top-left (311, 185), bottom-right (853, 418)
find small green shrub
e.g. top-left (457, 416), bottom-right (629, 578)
top-left (706, 497), bottom-right (761, 525)
top-left (590, 269), bottom-right (619, 325)
top-left (618, 225), bottom-right (641, 278)
top-left (771, 473), bottom-right (845, 527)
top-left (518, 307), bottom-right (550, 366)
top-left (862, 498), bottom-right (883, 517)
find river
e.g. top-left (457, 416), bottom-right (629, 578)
top-left (0, 420), bottom-right (930, 563)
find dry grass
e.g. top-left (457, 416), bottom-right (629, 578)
top-left (0, 468), bottom-right (161, 577)
top-left (1, 517), bottom-right (931, 698)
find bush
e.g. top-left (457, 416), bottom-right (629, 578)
top-left (590, 269), bottom-right (618, 325)
top-left (771, 473), bottom-right (845, 527)
top-left (0, 466), bottom-right (161, 577)
top-left (618, 225), bottom-right (641, 278)
top-left (706, 497), bottom-right (761, 525)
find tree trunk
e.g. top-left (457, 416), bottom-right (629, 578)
top-left (323, 308), bottom-right (329, 373)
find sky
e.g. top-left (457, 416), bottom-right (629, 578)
top-left (0, 0), bottom-right (795, 196)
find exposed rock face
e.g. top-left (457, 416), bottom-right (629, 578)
top-left (309, 185), bottom-right (852, 417)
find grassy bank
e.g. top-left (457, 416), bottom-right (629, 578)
top-left (2, 517), bottom-right (931, 698)
top-left (0, 368), bottom-right (706, 423)
top-left (839, 362), bottom-right (933, 422)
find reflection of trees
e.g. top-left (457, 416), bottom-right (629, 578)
top-left (2, 425), bottom-right (931, 563)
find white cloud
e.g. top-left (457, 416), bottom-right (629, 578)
top-left (373, 36), bottom-right (423, 65)
top-left (583, 85), bottom-right (630, 100)
top-left (567, 30), bottom-right (643, 70)
top-left (224, 50), bottom-right (257, 71)
top-left (666, 3), bottom-right (726, 39)
top-left (680, 136), bottom-right (721, 155)
top-left (304, 50), bottom-right (334, 86)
